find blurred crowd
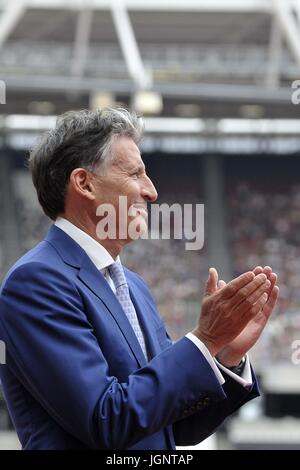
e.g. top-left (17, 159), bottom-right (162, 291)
top-left (228, 181), bottom-right (300, 366)
top-left (123, 237), bottom-right (208, 340)
top-left (13, 171), bottom-right (50, 253)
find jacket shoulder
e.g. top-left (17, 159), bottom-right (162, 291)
top-left (0, 241), bottom-right (69, 293)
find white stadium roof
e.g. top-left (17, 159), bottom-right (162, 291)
top-left (0, 0), bottom-right (299, 119)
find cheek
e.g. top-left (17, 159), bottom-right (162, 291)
top-left (121, 183), bottom-right (139, 204)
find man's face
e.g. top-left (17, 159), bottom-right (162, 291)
top-left (93, 135), bottom-right (158, 242)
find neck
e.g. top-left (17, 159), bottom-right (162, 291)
top-left (59, 213), bottom-right (127, 260)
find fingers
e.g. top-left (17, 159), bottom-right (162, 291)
top-left (263, 285), bottom-right (279, 319)
top-left (205, 268), bottom-right (219, 295)
top-left (253, 265), bottom-right (272, 277)
top-left (249, 292), bottom-right (269, 318)
top-left (231, 273), bottom-right (270, 306)
top-left (232, 276), bottom-right (271, 314)
top-left (263, 266), bottom-right (272, 277)
top-left (253, 267), bottom-right (277, 297)
top-left (222, 271), bottom-right (255, 299)
top-left (218, 280), bottom-right (226, 289)
top-left (253, 266), bottom-right (263, 275)
top-left (268, 272), bottom-right (277, 292)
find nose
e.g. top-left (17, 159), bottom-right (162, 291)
top-left (141, 175), bottom-right (158, 202)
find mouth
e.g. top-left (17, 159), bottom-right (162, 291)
top-left (133, 205), bottom-right (148, 219)
top-left (136, 208), bottom-right (148, 219)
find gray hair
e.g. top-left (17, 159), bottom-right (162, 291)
top-left (28, 107), bottom-right (144, 220)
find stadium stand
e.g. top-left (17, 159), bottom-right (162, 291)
top-left (13, 170), bottom-right (50, 253)
top-left (225, 155), bottom-right (300, 367)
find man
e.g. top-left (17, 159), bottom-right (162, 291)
top-left (0, 108), bottom-right (278, 450)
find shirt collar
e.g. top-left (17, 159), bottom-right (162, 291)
top-left (55, 217), bottom-right (119, 272)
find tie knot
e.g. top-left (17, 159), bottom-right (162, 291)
top-left (108, 261), bottom-right (127, 289)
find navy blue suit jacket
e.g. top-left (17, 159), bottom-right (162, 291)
top-left (0, 226), bottom-right (259, 449)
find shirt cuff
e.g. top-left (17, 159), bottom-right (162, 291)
top-left (214, 354), bottom-right (253, 389)
top-left (185, 333), bottom-right (225, 385)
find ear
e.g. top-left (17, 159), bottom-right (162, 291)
top-left (69, 168), bottom-right (96, 201)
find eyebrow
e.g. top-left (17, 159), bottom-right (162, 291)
top-left (129, 163), bottom-right (146, 172)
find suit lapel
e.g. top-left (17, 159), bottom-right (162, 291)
top-left (78, 256), bottom-right (147, 368)
top-left (45, 225), bottom-right (147, 368)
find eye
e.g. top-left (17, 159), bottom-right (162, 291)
top-left (131, 172), bottom-right (139, 179)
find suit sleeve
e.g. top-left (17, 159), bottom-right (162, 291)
top-left (0, 262), bottom-right (227, 449)
top-left (128, 271), bottom-right (260, 448)
top-left (173, 367), bottom-right (260, 446)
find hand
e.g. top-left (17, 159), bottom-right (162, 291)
top-left (192, 268), bottom-right (271, 357)
top-left (216, 266), bottom-right (279, 366)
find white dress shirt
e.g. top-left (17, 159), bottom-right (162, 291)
top-left (55, 217), bottom-right (253, 388)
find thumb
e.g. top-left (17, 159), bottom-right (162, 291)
top-left (218, 280), bottom-right (227, 290)
top-left (205, 267), bottom-right (218, 295)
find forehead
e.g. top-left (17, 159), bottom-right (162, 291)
top-left (111, 135), bottom-right (143, 167)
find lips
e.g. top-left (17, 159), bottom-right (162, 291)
top-left (135, 207), bottom-right (148, 219)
